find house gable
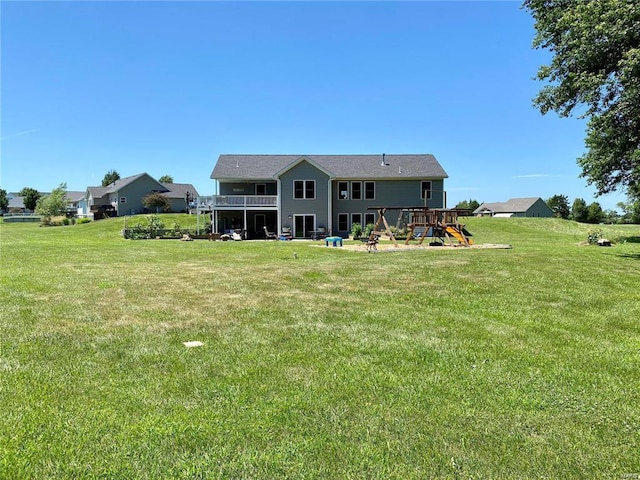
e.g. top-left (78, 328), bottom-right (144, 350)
top-left (274, 156), bottom-right (335, 179)
top-left (84, 174), bottom-right (198, 217)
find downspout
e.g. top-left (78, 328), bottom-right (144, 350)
top-left (327, 177), bottom-right (333, 235)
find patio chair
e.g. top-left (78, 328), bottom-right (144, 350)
top-left (280, 226), bottom-right (293, 240)
top-left (263, 226), bottom-right (277, 240)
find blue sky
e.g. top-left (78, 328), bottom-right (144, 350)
top-left (0, 1), bottom-right (626, 210)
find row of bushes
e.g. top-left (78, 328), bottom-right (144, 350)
top-left (350, 222), bottom-right (409, 240)
top-left (124, 215), bottom-right (206, 240)
top-left (41, 216), bottom-right (92, 227)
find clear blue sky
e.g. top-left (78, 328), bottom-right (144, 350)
top-left (0, 1), bottom-right (625, 210)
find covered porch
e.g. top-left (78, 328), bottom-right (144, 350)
top-left (196, 195), bottom-right (279, 239)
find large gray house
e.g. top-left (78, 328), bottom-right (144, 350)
top-left (84, 173), bottom-right (199, 218)
top-left (201, 154), bottom-right (449, 238)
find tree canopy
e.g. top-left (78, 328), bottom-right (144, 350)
top-left (0, 189), bottom-right (8, 212)
top-left (524, 0), bottom-right (640, 196)
top-left (571, 198), bottom-right (588, 223)
top-left (158, 175), bottom-right (174, 183)
top-left (617, 198), bottom-right (640, 223)
top-left (36, 183), bottom-right (68, 218)
top-left (454, 199), bottom-right (481, 212)
top-left (19, 187), bottom-right (41, 211)
top-left (142, 192), bottom-right (170, 213)
top-left (102, 170), bottom-right (121, 187)
top-left (546, 194), bottom-right (570, 219)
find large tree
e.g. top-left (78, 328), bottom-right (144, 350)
top-left (617, 198), bottom-right (640, 224)
top-left (102, 170), bottom-right (121, 187)
top-left (546, 194), bottom-right (570, 219)
top-left (571, 197), bottom-right (588, 223)
top-left (18, 187), bottom-right (41, 211)
top-left (158, 175), bottom-right (174, 183)
top-left (524, 0), bottom-right (640, 196)
top-left (586, 201), bottom-right (604, 224)
top-left (0, 188), bottom-right (8, 212)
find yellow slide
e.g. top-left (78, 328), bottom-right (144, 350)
top-left (445, 226), bottom-right (474, 245)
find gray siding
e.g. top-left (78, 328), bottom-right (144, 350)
top-left (331, 179), bottom-right (445, 236)
top-left (280, 161), bottom-right (330, 230)
top-left (116, 176), bottom-right (164, 215)
top-left (525, 198), bottom-right (554, 217)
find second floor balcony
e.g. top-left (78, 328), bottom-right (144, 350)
top-left (196, 195), bottom-right (278, 210)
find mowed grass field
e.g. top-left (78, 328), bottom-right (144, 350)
top-left (1, 215), bottom-right (639, 479)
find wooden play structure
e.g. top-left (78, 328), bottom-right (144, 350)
top-left (366, 207), bottom-right (474, 247)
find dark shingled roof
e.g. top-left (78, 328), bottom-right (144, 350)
top-left (160, 183), bottom-right (199, 199)
top-left (473, 197), bottom-right (543, 214)
top-left (211, 154), bottom-right (448, 181)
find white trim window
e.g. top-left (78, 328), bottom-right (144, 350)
top-left (338, 213), bottom-right (349, 231)
top-left (351, 213), bottom-right (362, 227)
top-left (421, 181), bottom-right (432, 200)
top-left (364, 181), bottom-right (375, 200)
top-left (294, 180), bottom-right (315, 199)
top-left (338, 181), bottom-right (348, 200)
top-left (351, 181), bottom-right (362, 200)
top-left (364, 212), bottom-right (376, 226)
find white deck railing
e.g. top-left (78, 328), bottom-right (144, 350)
top-left (196, 195), bottom-right (277, 209)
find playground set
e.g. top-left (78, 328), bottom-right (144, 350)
top-left (366, 207), bottom-right (474, 247)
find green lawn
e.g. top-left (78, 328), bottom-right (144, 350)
top-left (1, 215), bottom-right (639, 479)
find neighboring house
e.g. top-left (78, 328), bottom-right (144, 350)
top-left (201, 154), bottom-right (448, 238)
top-left (65, 191), bottom-right (87, 216)
top-left (84, 173), bottom-right (199, 218)
top-left (473, 197), bottom-right (553, 218)
top-left (4, 192), bottom-right (82, 215)
top-left (6, 194), bottom-right (30, 214)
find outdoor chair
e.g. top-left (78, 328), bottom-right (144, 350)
top-left (280, 226), bottom-right (293, 240)
top-left (263, 226), bottom-right (277, 240)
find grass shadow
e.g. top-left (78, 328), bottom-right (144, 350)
top-left (615, 252), bottom-right (640, 260)
top-left (620, 236), bottom-right (640, 243)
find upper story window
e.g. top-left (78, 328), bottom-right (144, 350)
top-left (294, 180), bottom-right (315, 199)
top-left (338, 181), bottom-right (348, 200)
top-left (351, 181), bottom-right (362, 200)
top-left (256, 184), bottom-right (266, 195)
top-left (421, 181), bottom-right (432, 200)
top-left (120, 197), bottom-right (127, 203)
top-left (365, 181), bottom-right (375, 200)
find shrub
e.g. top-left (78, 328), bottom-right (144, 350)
top-left (170, 222), bottom-right (182, 238)
top-left (77, 218), bottom-right (92, 224)
top-left (350, 222), bottom-right (363, 239)
top-left (587, 228), bottom-right (603, 245)
top-left (127, 215), bottom-right (165, 240)
top-left (364, 223), bottom-right (376, 238)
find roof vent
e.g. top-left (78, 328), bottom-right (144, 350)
top-left (381, 153), bottom-right (389, 166)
